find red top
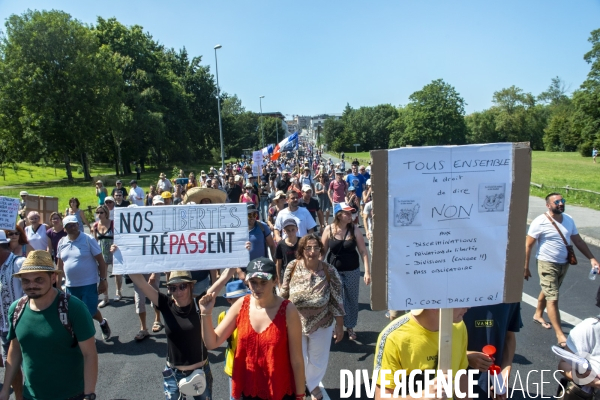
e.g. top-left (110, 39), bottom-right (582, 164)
top-left (232, 295), bottom-right (295, 400)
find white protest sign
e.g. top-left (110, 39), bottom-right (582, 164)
top-left (112, 204), bottom-right (249, 274)
top-left (387, 143), bottom-right (513, 310)
top-left (0, 197), bottom-right (20, 230)
top-left (253, 150), bottom-right (263, 168)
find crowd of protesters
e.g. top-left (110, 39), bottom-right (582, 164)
top-left (3, 140), bottom-right (598, 400)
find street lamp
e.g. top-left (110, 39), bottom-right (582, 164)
top-left (214, 44), bottom-right (225, 170)
top-left (259, 96), bottom-right (265, 148)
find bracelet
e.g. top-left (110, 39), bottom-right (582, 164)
top-left (200, 313), bottom-right (212, 317)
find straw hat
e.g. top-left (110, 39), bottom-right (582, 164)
top-left (13, 250), bottom-right (60, 277)
top-left (159, 172), bottom-right (167, 179)
top-left (167, 271), bottom-right (196, 285)
top-left (184, 187), bottom-right (226, 204)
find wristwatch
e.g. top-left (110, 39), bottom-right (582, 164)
top-left (83, 394), bottom-right (96, 400)
top-left (99, 278), bottom-right (107, 282)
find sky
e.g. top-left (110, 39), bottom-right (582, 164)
top-left (1, 1), bottom-right (598, 117)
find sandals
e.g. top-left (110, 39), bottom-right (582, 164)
top-left (558, 341), bottom-right (568, 349)
top-left (347, 328), bottom-right (357, 341)
top-left (135, 330), bottom-right (149, 341)
top-left (533, 319), bottom-right (552, 329)
top-left (152, 321), bottom-right (164, 333)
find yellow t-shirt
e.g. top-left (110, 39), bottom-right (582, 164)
top-left (374, 313), bottom-right (469, 391)
top-left (218, 310), bottom-right (238, 377)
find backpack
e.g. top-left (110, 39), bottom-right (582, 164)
top-left (12, 291), bottom-right (77, 347)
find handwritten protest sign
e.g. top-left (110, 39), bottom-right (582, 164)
top-left (370, 143), bottom-right (530, 310)
top-left (0, 197), bottom-right (20, 230)
top-left (112, 204), bottom-right (249, 274)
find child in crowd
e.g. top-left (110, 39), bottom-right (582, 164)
top-left (217, 280), bottom-right (251, 400)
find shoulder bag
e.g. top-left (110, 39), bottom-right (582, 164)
top-left (556, 377), bottom-right (594, 400)
top-left (544, 213), bottom-right (577, 265)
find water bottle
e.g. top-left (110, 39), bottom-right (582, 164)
top-left (589, 267), bottom-right (598, 281)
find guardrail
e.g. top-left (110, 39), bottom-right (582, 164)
top-left (530, 182), bottom-right (600, 195)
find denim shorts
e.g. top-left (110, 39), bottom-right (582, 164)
top-left (66, 283), bottom-right (98, 317)
top-left (163, 362), bottom-right (212, 400)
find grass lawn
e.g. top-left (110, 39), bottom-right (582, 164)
top-left (1, 161), bottom-right (218, 221)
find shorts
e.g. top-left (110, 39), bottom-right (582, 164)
top-left (66, 283), bottom-right (99, 317)
top-left (134, 274), bottom-right (160, 314)
top-left (318, 195), bottom-right (331, 212)
top-left (1, 330), bottom-right (10, 364)
top-left (537, 259), bottom-right (570, 301)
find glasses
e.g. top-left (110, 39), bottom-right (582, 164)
top-left (553, 199), bottom-right (566, 205)
top-left (168, 283), bottom-right (189, 292)
top-left (96, 211), bottom-right (104, 215)
top-left (305, 246), bottom-right (321, 252)
top-left (105, 201), bottom-right (114, 204)
top-left (248, 213), bottom-right (257, 218)
top-left (7, 232), bottom-right (20, 237)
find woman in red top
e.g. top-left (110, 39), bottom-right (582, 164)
top-left (200, 257), bottom-right (305, 400)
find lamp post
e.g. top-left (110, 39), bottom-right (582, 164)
top-left (214, 44), bottom-right (225, 170)
top-left (259, 95), bottom-right (265, 148)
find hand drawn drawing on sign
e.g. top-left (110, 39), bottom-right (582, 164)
top-left (479, 183), bottom-right (506, 213)
top-left (393, 198), bottom-right (421, 227)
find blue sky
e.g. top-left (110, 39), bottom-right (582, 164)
top-left (1, 1), bottom-right (598, 117)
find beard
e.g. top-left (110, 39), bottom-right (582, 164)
top-left (551, 204), bottom-right (564, 214)
top-left (25, 286), bottom-right (51, 299)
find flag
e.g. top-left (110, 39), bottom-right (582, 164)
top-left (271, 132), bottom-right (298, 161)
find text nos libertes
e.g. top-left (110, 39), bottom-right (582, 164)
top-left (117, 205), bottom-right (243, 255)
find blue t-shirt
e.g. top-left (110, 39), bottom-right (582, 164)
top-left (248, 221), bottom-right (271, 260)
top-left (346, 173), bottom-right (366, 198)
top-left (462, 303), bottom-right (522, 397)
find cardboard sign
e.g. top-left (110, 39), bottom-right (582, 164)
top-left (0, 197), bottom-right (20, 230)
top-left (112, 204), bottom-right (249, 274)
top-left (24, 195), bottom-right (58, 225)
top-left (370, 143), bottom-right (531, 310)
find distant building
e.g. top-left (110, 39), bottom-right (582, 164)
top-left (309, 114), bottom-right (342, 142)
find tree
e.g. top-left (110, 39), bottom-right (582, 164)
top-left (0, 10), bottom-right (122, 182)
top-left (572, 29), bottom-right (600, 156)
top-left (395, 79), bottom-right (467, 146)
top-left (465, 108), bottom-right (499, 144)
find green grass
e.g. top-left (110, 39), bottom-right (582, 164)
top-left (0, 161), bottom-right (216, 221)
top-left (530, 151), bottom-right (600, 210)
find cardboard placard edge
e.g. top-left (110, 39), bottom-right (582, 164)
top-left (370, 149), bottom-right (388, 311)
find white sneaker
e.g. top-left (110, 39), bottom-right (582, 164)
top-left (98, 298), bottom-right (109, 308)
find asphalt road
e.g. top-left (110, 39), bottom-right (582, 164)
top-left (1, 228), bottom-right (599, 399)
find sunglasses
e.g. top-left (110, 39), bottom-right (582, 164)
top-left (7, 232), bottom-right (20, 237)
top-left (553, 199), bottom-right (566, 205)
top-left (168, 283), bottom-right (189, 292)
top-left (96, 211), bottom-right (104, 214)
top-left (248, 213), bottom-right (257, 218)
top-left (105, 201), bottom-right (114, 204)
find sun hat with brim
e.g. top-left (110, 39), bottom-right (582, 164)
top-left (96, 180), bottom-right (103, 185)
top-left (159, 173), bottom-right (167, 178)
top-left (13, 250), bottom-right (61, 277)
top-left (183, 187), bottom-right (227, 204)
top-left (273, 190), bottom-right (286, 200)
top-left (152, 195), bottom-right (165, 205)
top-left (0, 231), bottom-right (9, 245)
top-left (63, 215), bottom-right (79, 227)
top-left (245, 257), bottom-right (276, 281)
top-left (19, 191), bottom-right (28, 196)
top-left (223, 280), bottom-right (251, 298)
top-left (161, 191), bottom-right (172, 199)
top-left (334, 202), bottom-right (356, 215)
top-left (167, 271), bottom-right (196, 285)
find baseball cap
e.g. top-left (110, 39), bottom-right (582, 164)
top-left (282, 218), bottom-right (298, 229)
top-left (104, 196), bottom-right (115, 203)
top-left (245, 257), bottom-right (276, 281)
top-left (129, 180), bottom-right (137, 185)
top-left (348, 186), bottom-right (356, 192)
top-left (335, 169), bottom-right (344, 174)
top-left (302, 184), bottom-right (312, 192)
top-left (116, 180), bottom-right (122, 184)
top-left (19, 191), bottom-right (28, 196)
top-left (247, 203), bottom-right (258, 214)
top-left (0, 231), bottom-right (9, 245)
top-left (152, 195), bottom-right (165, 205)
top-left (63, 215), bottom-right (79, 227)
top-left (366, 179), bottom-right (372, 186)
top-left (161, 191), bottom-right (172, 199)
top-left (333, 202), bottom-right (356, 215)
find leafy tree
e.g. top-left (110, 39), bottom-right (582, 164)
top-left (395, 79), bottom-right (467, 146)
top-left (465, 108), bottom-right (499, 144)
top-left (321, 118), bottom-right (344, 150)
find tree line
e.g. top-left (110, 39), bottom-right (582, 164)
top-left (0, 10), bottom-right (284, 182)
top-left (322, 28), bottom-right (600, 157)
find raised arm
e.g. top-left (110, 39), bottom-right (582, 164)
top-left (198, 292), bottom-right (242, 349)
top-left (129, 274), bottom-right (159, 306)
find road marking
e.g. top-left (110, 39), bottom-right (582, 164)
top-left (522, 292), bottom-right (582, 326)
top-left (319, 381), bottom-right (331, 400)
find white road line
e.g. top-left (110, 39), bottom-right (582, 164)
top-left (521, 292), bottom-right (582, 326)
top-left (319, 381), bottom-right (331, 400)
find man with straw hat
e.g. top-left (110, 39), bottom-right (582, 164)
top-left (0, 231), bottom-right (24, 399)
top-left (157, 172), bottom-right (173, 194)
top-left (0, 250), bottom-right (97, 400)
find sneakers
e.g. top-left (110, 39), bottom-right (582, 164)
top-left (114, 291), bottom-right (122, 301)
top-left (98, 298), bottom-right (109, 308)
top-left (100, 318), bottom-right (111, 341)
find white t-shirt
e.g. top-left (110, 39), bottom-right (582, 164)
top-left (363, 200), bottom-right (373, 234)
top-left (527, 213), bottom-right (578, 263)
top-left (25, 225), bottom-right (48, 251)
top-left (157, 178), bottom-right (172, 192)
top-left (567, 317), bottom-right (600, 375)
top-left (129, 186), bottom-right (145, 207)
top-left (274, 207), bottom-right (317, 239)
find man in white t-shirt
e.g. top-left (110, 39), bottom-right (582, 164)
top-left (524, 192), bottom-right (599, 347)
top-left (273, 191), bottom-right (317, 242)
top-left (128, 180), bottom-right (145, 207)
